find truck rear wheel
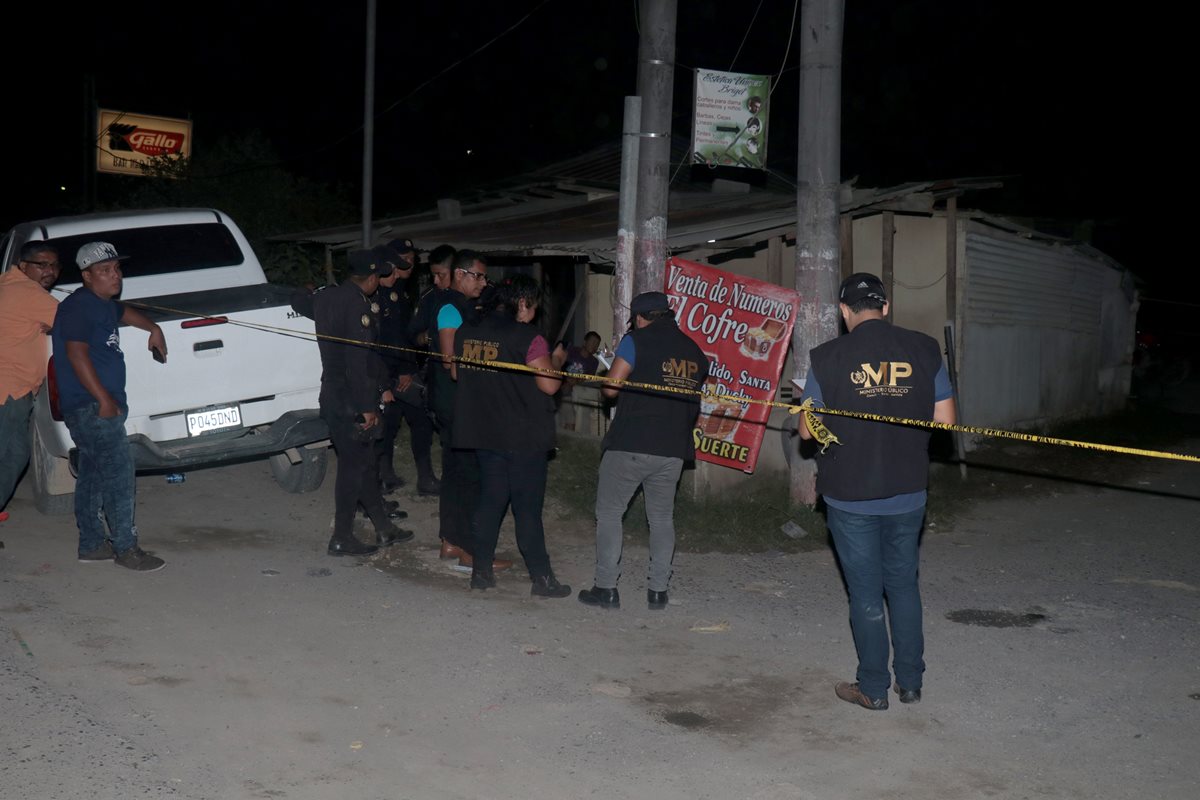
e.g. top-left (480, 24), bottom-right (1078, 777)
top-left (30, 424), bottom-right (76, 515)
top-left (269, 447), bottom-right (328, 494)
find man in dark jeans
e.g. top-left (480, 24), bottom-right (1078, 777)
top-left (799, 273), bottom-right (957, 711)
top-left (429, 249), bottom-right (511, 572)
top-left (314, 247), bottom-right (414, 557)
top-left (51, 242), bottom-right (168, 571)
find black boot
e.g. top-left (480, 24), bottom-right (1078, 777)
top-left (647, 589), bottom-right (669, 610)
top-left (414, 452), bottom-right (438, 495)
top-left (578, 586), bottom-right (620, 608)
top-left (531, 571), bottom-right (571, 598)
top-left (327, 533), bottom-right (379, 557)
top-left (470, 564), bottom-right (496, 590)
top-left (379, 453), bottom-right (406, 493)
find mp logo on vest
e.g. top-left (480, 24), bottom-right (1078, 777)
top-left (850, 361), bottom-right (912, 396)
top-left (661, 357), bottom-right (701, 387)
top-left (461, 339), bottom-right (499, 362)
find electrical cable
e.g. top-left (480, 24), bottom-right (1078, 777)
top-left (769, 0), bottom-right (800, 98)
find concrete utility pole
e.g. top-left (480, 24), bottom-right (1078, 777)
top-left (791, 0), bottom-right (845, 506)
top-left (632, 0), bottom-right (677, 296)
top-left (614, 96), bottom-right (642, 347)
top-left (361, 0), bottom-right (377, 247)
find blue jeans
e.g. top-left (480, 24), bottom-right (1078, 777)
top-left (0, 392), bottom-right (34, 511)
top-left (63, 403), bottom-right (138, 556)
top-left (826, 505), bottom-right (926, 701)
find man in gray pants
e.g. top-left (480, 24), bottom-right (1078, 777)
top-left (578, 292), bottom-right (708, 611)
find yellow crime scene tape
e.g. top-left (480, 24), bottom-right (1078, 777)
top-left (126, 299), bottom-right (1200, 465)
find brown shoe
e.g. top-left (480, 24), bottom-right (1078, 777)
top-left (457, 552), bottom-right (513, 571)
top-left (834, 681), bottom-right (888, 710)
top-left (439, 540), bottom-right (467, 560)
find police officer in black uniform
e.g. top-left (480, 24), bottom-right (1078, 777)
top-left (375, 237), bottom-right (439, 496)
top-left (313, 246), bottom-right (414, 557)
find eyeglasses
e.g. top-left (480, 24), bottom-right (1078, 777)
top-left (457, 268), bottom-right (487, 282)
top-left (21, 259), bottom-right (60, 270)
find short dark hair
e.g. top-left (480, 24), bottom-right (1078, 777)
top-left (584, 331), bottom-right (601, 343)
top-left (19, 241), bottom-right (57, 262)
top-left (451, 249), bottom-right (486, 272)
top-left (846, 297), bottom-right (886, 314)
top-left (429, 244), bottom-right (456, 267)
top-left (490, 273), bottom-right (542, 320)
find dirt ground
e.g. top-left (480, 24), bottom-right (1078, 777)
top-left (2, 403), bottom-right (1199, 799)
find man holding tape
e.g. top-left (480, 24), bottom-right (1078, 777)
top-left (799, 272), bottom-right (956, 711)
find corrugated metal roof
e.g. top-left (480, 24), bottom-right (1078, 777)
top-left (271, 140), bottom-right (1006, 262)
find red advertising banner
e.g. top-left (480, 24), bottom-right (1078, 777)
top-left (664, 256), bottom-right (800, 473)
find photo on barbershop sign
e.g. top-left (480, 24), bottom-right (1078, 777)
top-left (664, 256), bottom-right (799, 473)
top-left (690, 68), bottom-right (770, 169)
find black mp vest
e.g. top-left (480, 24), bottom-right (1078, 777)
top-left (452, 314), bottom-right (556, 452)
top-left (809, 318), bottom-right (943, 501)
top-left (603, 319), bottom-right (708, 460)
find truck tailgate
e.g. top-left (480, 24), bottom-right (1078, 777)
top-left (117, 284), bottom-right (323, 441)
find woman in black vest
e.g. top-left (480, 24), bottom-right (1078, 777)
top-left (452, 275), bottom-right (571, 597)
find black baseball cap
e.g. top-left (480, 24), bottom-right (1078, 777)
top-left (630, 291), bottom-right (671, 317)
top-left (347, 246), bottom-right (393, 277)
top-left (839, 273), bottom-right (888, 305)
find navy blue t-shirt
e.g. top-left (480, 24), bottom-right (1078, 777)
top-left (51, 289), bottom-right (127, 413)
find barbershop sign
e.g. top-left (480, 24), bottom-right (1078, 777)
top-left (664, 256), bottom-right (799, 473)
top-left (97, 109), bottom-right (192, 176)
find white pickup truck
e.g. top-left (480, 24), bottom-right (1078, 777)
top-left (1, 208), bottom-right (329, 514)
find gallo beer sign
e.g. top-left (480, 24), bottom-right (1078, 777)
top-left (664, 257), bottom-right (800, 473)
top-left (97, 109), bottom-right (191, 176)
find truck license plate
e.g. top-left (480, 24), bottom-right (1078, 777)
top-left (186, 405), bottom-right (242, 437)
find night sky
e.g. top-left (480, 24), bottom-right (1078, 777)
top-left (7, 1), bottom-right (1168, 298)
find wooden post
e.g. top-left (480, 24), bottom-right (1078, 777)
top-left (945, 197), bottom-right (958, 333)
top-left (882, 211), bottom-right (895, 321)
top-left (767, 235), bottom-right (783, 286)
top-left (944, 195), bottom-right (967, 478)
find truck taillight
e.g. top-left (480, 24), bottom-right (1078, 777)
top-left (181, 316), bottom-right (229, 329)
top-left (47, 356), bottom-right (63, 421)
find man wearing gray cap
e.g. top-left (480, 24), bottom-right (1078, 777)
top-left (578, 291), bottom-right (707, 612)
top-left (799, 272), bottom-right (956, 711)
top-left (51, 242), bottom-right (168, 571)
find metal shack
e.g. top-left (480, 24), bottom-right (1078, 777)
top-left (275, 153), bottom-right (1136, 491)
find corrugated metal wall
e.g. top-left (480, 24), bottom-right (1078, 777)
top-left (960, 222), bottom-right (1133, 431)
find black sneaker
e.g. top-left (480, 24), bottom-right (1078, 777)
top-left (79, 542), bottom-right (116, 563)
top-left (893, 682), bottom-right (922, 704)
top-left (114, 546), bottom-right (165, 572)
top-left (647, 589), bottom-right (669, 610)
top-left (531, 572), bottom-right (571, 598)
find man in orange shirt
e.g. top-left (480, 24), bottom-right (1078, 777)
top-left (0, 243), bottom-right (62, 528)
